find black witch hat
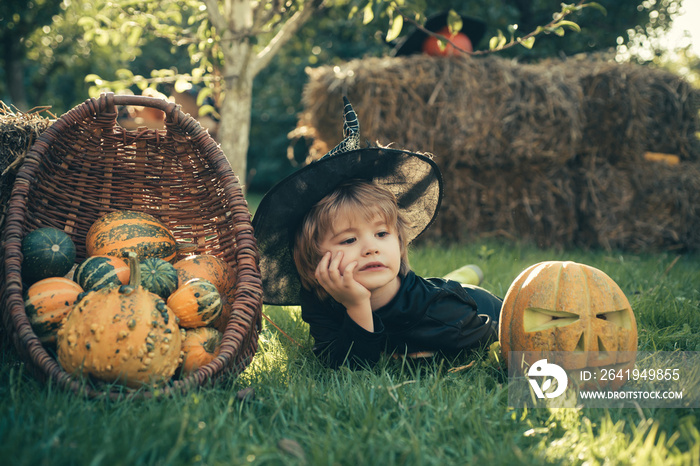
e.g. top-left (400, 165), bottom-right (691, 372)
top-left (251, 98), bottom-right (443, 305)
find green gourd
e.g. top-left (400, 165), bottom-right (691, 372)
top-left (22, 227), bottom-right (76, 284)
top-left (139, 257), bottom-right (179, 299)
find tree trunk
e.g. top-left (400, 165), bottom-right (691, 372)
top-left (218, 80), bottom-right (253, 188)
top-left (204, 0), bottom-right (325, 189)
top-left (205, 0), bottom-right (255, 188)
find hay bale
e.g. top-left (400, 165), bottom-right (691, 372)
top-left (299, 55), bottom-right (700, 251)
top-left (425, 154), bottom-right (700, 252)
top-left (575, 61), bottom-right (700, 165)
top-left (576, 156), bottom-right (700, 252)
top-left (640, 68), bottom-right (700, 161)
top-left (301, 54), bottom-right (583, 169)
top-left (301, 55), bottom-right (699, 168)
top-left (301, 56), bottom-right (445, 159)
top-left (0, 104), bottom-right (53, 228)
top-left (422, 160), bottom-right (578, 248)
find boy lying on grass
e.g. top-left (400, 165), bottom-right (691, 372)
top-left (252, 98), bottom-right (502, 369)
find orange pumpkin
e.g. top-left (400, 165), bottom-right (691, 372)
top-left (173, 254), bottom-right (236, 332)
top-left (57, 251), bottom-right (183, 388)
top-left (421, 26), bottom-right (473, 56)
top-left (167, 278), bottom-right (222, 328)
top-left (499, 261), bottom-right (637, 389)
top-left (86, 210), bottom-right (192, 262)
top-left (180, 327), bottom-right (222, 375)
top-left (24, 277), bottom-right (84, 344)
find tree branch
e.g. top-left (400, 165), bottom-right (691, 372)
top-left (203, 0), bottom-right (226, 32)
top-left (395, 7), bottom-right (476, 55)
top-left (251, 0), bottom-right (325, 76)
top-left (396, 1), bottom-right (591, 56)
top-left (473, 0), bottom-right (588, 55)
top-left (252, 0), bottom-right (286, 30)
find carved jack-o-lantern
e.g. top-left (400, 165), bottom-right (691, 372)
top-left (499, 261), bottom-right (637, 389)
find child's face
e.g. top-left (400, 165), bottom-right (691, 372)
top-left (318, 211), bottom-right (402, 296)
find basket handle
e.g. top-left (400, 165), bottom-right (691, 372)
top-left (105, 92), bottom-right (181, 122)
top-left (104, 92), bottom-right (205, 136)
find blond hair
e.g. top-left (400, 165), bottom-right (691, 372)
top-left (293, 180), bottom-right (411, 300)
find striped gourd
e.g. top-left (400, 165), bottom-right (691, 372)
top-left (139, 257), bottom-right (178, 299)
top-left (85, 210), bottom-right (191, 262)
top-left (74, 255), bottom-right (130, 291)
top-left (166, 278), bottom-right (222, 328)
top-left (25, 277), bottom-right (83, 344)
top-left (173, 254), bottom-right (236, 332)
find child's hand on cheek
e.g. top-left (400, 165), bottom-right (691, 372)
top-left (315, 251), bottom-right (371, 309)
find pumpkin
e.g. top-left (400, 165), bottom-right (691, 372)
top-left (73, 255), bottom-right (130, 291)
top-left (85, 210), bottom-right (193, 262)
top-left (422, 26), bottom-right (473, 56)
top-left (57, 251), bottom-right (183, 388)
top-left (499, 261), bottom-right (638, 390)
top-left (21, 227), bottom-right (76, 284)
top-left (167, 278), bottom-right (222, 328)
top-left (25, 277), bottom-right (84, 345)
top-left (139, 257), bottom-right (178, 299)
top-left (180, 327), bottom-right (222, 375)
top-left (173, 254), bottom-right (236, 332)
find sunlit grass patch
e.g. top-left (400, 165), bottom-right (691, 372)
top-left (1, 239), bottom-right (698, 465)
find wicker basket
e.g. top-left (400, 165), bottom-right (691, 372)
top-left (1, 93), bottom-right (263, 398)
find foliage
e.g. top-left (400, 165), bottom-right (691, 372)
top-left (82, 1), bottom-right (216, 98)
top-left (0, 0), bottom-right (64, 108)
top-left (1, 0), bottom-right (144, 113)
top-left (1, 239), bottom-right (699, 464)
top-left (620, 1), bottom-right (699, 86)
top-left (249, 2), bottom-right (386, 188)
top-left (348, 1), bottom-right (606, 54)
top-left (0, 0), bottom-right (688, 191)
top-left (249, 0), bottom-right (684, 191)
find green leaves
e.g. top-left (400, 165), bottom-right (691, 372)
top-left (445, 9), bottom-right (462, 35)
top-left (518, 36), bottom-right (536, 50)
top-left (385, 13), bottom-right (403, 42)
top-left (173, 78), bottom-right (191, 94)
top-left (485, 1), bottom-right (605, 53)
top-left (84, 66), bottom-right (217, 101)
top-left (362, 1), bottom-right (375, 25)
top-left (489, 30), bottom-right (508, 51)
top-left (549, 19), bottom-right (581, 37)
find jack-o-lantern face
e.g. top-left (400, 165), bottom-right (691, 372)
top-left (499, 261), bottom-right (637, 387)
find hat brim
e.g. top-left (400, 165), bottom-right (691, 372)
top-left (252, 147), bottom-right (443, 305)
top-left (392, 12), bottom-right (487, 56)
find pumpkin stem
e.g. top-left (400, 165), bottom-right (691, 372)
top-left (124, 251), bottom-right (141, 287)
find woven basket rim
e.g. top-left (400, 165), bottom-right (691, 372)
top-left (1, 92), bottom-right (263, 399)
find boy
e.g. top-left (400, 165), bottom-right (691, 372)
top-left (252, 98), bottom-right (501, 368)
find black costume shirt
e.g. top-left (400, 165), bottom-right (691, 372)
top-left (300, 270), bottom-right (502, 368)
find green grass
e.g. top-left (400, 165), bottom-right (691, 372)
top-left (1, 239), bottom-right (699, 465)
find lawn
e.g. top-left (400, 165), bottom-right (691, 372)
top-left (1, 237), bottom-right (699, 465)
